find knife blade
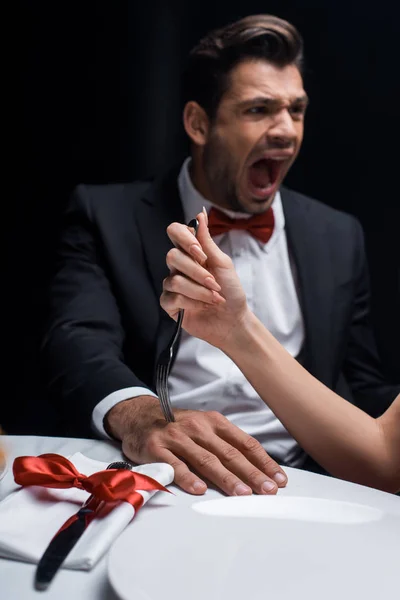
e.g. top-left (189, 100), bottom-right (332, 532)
top-left (35, 460), bottom-right (132, 591)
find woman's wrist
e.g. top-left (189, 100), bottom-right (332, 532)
top-left (222, 308), bottom-right (275, 364)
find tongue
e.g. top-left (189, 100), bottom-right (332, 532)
top-left (248, 159), bottom-right (271, 188)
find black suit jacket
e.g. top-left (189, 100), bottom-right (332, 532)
top-left (42, 167), bottom-right (399, 470)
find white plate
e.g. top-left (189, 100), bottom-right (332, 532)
top-left (108, 495), bottom-right (400, 600)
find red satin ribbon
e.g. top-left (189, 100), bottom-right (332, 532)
top-left (13, 453), bottom-right (171, 511)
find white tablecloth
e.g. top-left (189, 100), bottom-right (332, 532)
top-left (0, 435), bottom-right (399, 600)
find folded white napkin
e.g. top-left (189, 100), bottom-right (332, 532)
top-left (0, 452), bottom-right (174, 570)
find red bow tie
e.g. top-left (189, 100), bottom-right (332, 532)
top-left (208, 207), bottom-right (275, 244)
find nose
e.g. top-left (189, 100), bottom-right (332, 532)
top-left (267, 108), bottom-right (297, 148)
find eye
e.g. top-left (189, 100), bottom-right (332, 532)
top-left (246, 106), bottom-right (268, 116)
top-left (289, 104), bottom-right (307, 119)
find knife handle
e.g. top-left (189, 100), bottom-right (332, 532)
top-left (35, 510), bottom-right (91, 590)
top-left (34, 461), bottom-right (132, 590)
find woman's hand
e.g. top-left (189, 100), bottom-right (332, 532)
top-left (160, 211), bottom-right (249, 350)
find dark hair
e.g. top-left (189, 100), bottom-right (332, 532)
top-left (182, 14), bottom-right (304, 120)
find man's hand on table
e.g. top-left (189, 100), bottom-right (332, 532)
top-left (105, 396), bottom-right (287, 496)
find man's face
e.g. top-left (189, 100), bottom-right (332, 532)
top-left (202, 60), bottom-right (308, 214)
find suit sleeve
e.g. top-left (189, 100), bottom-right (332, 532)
top-left (41, 185), bottom-right (154, 436)
top-left (343, 218), bottom-right (400, 416)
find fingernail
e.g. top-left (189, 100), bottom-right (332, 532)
top-left (202, 206), bottom-right (208, 225)
top-left (262, 481), bottom-right (277, 494)
top-left (212, 291), bottom-right (225, 304)
top-left (192, 480), bottom-right (207, 493)
top-left (190, 244), bottom-right (207, 263)
top-left (205, 276), bottom-right (221, 292)
top-left (273, 473), bottom-right (287, 486)
top-left (234, 483), bottom-right (252, 496)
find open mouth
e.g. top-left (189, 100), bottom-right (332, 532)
top-left (247, 158), bottom-right (283, 200)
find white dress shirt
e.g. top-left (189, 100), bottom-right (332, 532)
top-left (92, 158), bottom-right (306, 467)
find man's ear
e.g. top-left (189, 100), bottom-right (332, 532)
top-left (183, 101), bottom-right (210, 146)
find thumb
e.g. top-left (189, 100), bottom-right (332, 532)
top-left (195, 211), bottom-right (229, 267)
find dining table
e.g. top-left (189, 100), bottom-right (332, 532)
top-left (0, 434), bottom-right (399, 600)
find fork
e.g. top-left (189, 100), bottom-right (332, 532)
top-left (155, 218), bottom-right (199, 423)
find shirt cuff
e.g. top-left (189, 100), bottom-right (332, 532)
top-left (91, 387), bottom-right (158, 439)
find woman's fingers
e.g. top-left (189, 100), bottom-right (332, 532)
top-left (167, 213), bottom-right (232, 272)
top-left (163, 274), bottom-right (225, 304)
top-left (160, 289), bottom-right (225, 319)
top-left (166, 221), bottom-right (207, 265)
top-left (166, 247), bottom-right (220, 291)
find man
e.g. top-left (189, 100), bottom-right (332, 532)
top-left (42, 14), bottom-right (399, 497)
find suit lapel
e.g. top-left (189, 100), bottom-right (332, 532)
top-left (135, 167), bottom-right (184, 298)
top-left (280, 187), bottom-right (335, 382)
top-left (135, 166), bottom-right (185, 365)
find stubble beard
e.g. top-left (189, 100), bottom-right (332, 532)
top-left (202, 134), bottom-right (251, 214)
top-left (202, 135), bottom-right (278, 215)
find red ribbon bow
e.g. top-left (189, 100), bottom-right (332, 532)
top-left (13, 453), bottom-right (171, 511)
top-left (208, 206), bottom-right (275, 244)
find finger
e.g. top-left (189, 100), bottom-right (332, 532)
top-left (194, 432), bottom-right (279, 495)
top-left (167, 222), bottom-right (208, 265)
top-left (164, 273), bottom-right (222, 304)
top-left (166, 248), bottom-right (221, 291)
top-left (214, 415), bottom-right (288, 488)
top-left (160, 290), bottom-right (224, 319)
top-left (151, 447), bottom-right (208, 495)
top-left (168, 433), bottom-right (254, 497)
top-left (195, 212), bottom-right (233, 269)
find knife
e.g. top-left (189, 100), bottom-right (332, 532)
top-left (35, 460), bottom-right (132, 591)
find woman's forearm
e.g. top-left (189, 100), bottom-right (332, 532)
top-left (225, 310), bottom-right (399, 493)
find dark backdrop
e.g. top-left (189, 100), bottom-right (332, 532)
top-left (5, 1), bottom-right (400, 433)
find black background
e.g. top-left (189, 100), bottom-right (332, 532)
top-left (5, 1), bottom-right (399, 432)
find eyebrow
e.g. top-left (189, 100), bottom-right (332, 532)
top-left (238, 95), bottom-right (309, 109)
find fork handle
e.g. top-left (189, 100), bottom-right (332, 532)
top-left (170, 310), bottom-right (184, 350)
top-left (158, 218), bottom-right (199, 424)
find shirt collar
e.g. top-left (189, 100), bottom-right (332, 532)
top-left (177, 156), bottom-right (285, 247)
